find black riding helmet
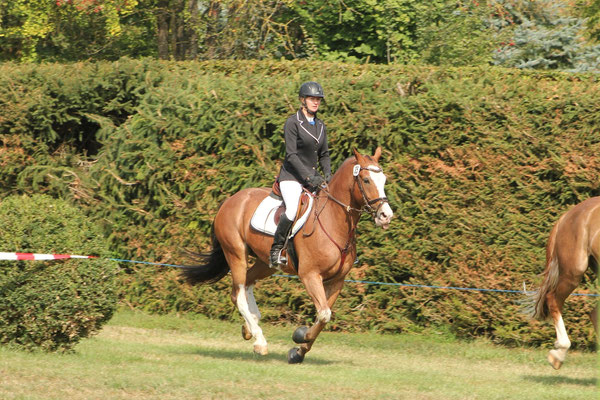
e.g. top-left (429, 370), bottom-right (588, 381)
top-left (299, 81), bottom-right (325, 98)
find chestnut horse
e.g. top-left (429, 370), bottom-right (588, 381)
top-left (181, 148), bottom-right (393, 363)
top-left (530, 196), bottom-right (599, 369)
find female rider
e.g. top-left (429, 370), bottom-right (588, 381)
top-left (270, 81), bottom-right (332, 267)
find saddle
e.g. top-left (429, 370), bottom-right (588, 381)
top-left (249, 181), bottom-right (314, 237)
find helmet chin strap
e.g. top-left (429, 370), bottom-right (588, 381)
top-left (301, 98), bottom-right (316, 117)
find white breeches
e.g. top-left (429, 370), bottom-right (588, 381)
top-left (280, 180), bottom-right (303, 220)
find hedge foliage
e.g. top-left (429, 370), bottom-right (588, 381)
top-left (0, 194), bottom-right (117, 352)
top-left (0, 58), bottom-right (598, 349)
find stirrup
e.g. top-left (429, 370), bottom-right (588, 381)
top-left (270, 249), bottom-right (287, 268)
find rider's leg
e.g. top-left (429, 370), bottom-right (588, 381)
top-left (270, 180), bottom-right (301, 266)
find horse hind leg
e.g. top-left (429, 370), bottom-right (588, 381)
top-left (226, 249), bottom-right (269, 356)
top-left (241, 284), bottom-right (264, 342)
top-left (240, 285), bottom-right (258, 341)
top-left (546, 277), bottom-right (581, 370)
top-left (234, 283), bottom-right (269, 355)
top-left (588, 256), bottom-right (598, 333)
top-left (241, 260), bottom-right (275, 342)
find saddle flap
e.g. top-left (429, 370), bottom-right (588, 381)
top-left (250, 191), bottom-right (314, 237)
top-left (273, 190), bottom-right (311, 225)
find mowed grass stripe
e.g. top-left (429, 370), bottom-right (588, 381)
top-left (0, 310), bottom-right (597, 400)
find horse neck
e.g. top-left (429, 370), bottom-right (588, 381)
top-left (322, 166), bottom-right (361, 224)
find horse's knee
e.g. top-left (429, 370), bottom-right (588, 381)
top-left (317, 308), bottom-right (331, 323)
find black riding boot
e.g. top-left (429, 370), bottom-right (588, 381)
top-left (270, 214), bottom-right (294, 267)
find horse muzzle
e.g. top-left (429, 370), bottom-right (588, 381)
top-left (375, 202), bottom-right (393, 229)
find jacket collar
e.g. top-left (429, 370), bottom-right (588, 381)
top-left (296, 110), bottom-right (323, 143)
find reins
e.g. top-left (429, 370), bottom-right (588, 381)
top-left (309, 189), bottom-right (356, 271)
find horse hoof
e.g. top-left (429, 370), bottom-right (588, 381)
top-left (548, 350), bottom-right (563, 370)
top-left (287, 347), bottom-right (305, 364)
top-left (253, 344), bottom-right (268, 356)
top-left (292, 325), bottom-right (310, 344)
top-left (242, 324), bottom-right (252, 341)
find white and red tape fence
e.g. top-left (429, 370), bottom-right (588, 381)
top-left (0, 251), bottom-right (597, 297)
top-left (0, 252), bottom-right (96, 261)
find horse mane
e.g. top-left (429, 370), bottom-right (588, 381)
top-left (336, 156), bottom-right (355, 171)
top-left (333, 152), bottom-right (380, 177)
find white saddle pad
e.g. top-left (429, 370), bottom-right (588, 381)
top-left (250, 193), bottom-right (313, 237)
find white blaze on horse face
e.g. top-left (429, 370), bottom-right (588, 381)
top-left (369, 169), bottom-right (393, 228)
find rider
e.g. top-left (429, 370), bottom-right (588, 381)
top-left (269, 81), bottom-right (332, 267)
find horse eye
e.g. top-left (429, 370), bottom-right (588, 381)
top-left (363, 177), bottom-right (370, 184)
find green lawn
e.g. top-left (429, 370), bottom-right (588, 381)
top-left (0, 310), bottom-right (597, 400)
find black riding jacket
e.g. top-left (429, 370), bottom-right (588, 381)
top-left (277, 110), bottom-right (331, 185)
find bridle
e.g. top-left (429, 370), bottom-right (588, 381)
top-left (319, 163), bottom-right (389, 217)
top-left (306, 163), bottom-right (389, 271)
top-left (352, 164), bottom-right (389, 218)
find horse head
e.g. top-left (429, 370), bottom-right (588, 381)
top-left (350, 147), bottom-right (394, 229)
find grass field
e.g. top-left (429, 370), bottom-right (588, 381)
top-left (0, 309), bottom-right (597, 400)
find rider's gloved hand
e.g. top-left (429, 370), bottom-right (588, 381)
top-left (306, 174), bottom-right (325, 191)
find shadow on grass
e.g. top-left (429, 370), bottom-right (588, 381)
top-left (173, 346), bottom-right (336, 365)
top-left (523, 375), bottom-right (598, 387)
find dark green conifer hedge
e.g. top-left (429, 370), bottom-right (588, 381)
top-left (0, 59), bottom-right (597, 349)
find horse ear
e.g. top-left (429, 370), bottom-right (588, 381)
top-left (373, 146), bottom-right (382, 161)
top-left (352, 148), bottom-right (363, 162)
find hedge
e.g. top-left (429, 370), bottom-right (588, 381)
top-left (0, 58), bottom-right (597, 349)
top-left (0, 194), bottom-right (117, 352)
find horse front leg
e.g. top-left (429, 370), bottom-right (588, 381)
top-left (288, 276), bottom-right (344, 364)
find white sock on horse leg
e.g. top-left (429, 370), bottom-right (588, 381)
top-left (236, 284), bottom-right (267, 347)
top-left (246, 285), bottom-right (261, 323)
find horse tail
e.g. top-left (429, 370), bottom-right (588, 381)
top-left (529, 222), bottom-right (561, 320)
top-left (180, 225), bottom-right (230, 285)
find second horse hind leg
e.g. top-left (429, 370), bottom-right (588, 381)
top-left (546, 275), bottom-right (582, 369)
